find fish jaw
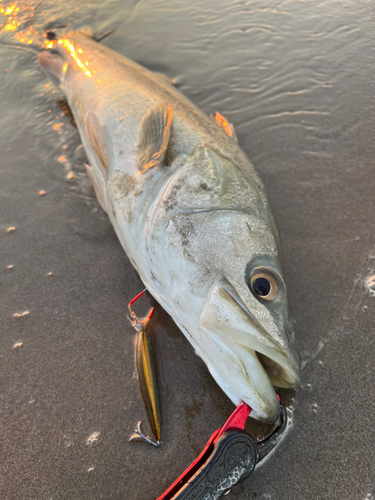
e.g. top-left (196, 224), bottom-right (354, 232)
top-left (200, 284), bottom-right (300, 423)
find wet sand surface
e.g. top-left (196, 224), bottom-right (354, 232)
top-left (1, 0), bottom-right (374, 498)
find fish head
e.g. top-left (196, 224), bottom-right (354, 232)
top-left (152, 144), bottom-right (300, 423)
top-left (197, 210), bottom-right (300, 423)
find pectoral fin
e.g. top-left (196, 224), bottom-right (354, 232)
top-left (84, 163), bottom-right (110, 214)
top-left (137, 103), bottom-right (173, 172)
top-left (211, 111), bottom-right (238, 142)
top-left (86, 112), bottom-right (109, 172)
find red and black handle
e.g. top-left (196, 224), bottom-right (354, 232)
top-left (157, 402), bottom-right (287, 500)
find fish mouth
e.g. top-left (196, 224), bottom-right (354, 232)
top-left (256, 351), bottom-right (298, 388)
top-left (200, 285), bottom-right (300, 423)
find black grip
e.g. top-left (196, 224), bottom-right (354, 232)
top-left (172, 430), bottom-right (257, 500)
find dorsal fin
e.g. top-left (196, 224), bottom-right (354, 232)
top-left (211, 111), bottom-right (238, 143)
top-left (85, 112), bottom-right (109, 172)
top-left (137, 103), bottom-right (173, 172)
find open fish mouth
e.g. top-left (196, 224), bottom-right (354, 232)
top-left (200, 284), bottom-right (300, 423)
top-left (256, 351), bottom-right (298, 388)
top-left (213, 338), bottom-right (299, 423)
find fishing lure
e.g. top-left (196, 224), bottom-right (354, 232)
top-left (128, 290), bottom-right (162, 447)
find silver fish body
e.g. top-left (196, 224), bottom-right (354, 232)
top-left (39, 28), bottom-right (300, 423)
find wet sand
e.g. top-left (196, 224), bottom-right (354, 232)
top-left (1, 0), bottom-right (374, 498)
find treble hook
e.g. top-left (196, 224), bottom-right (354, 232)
top-left (128, 288), bottom-right (155, 332)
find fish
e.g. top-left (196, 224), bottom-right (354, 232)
top-left (38, 27), bottom-right (300, 424)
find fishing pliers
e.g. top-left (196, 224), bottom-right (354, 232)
top-left (157, 401), bottom-right (287, 500)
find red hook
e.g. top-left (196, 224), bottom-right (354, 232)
top-left (128, 289), bottom-right (155, 331)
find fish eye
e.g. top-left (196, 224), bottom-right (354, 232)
top-left (249, 267), bottom-right (279, 301)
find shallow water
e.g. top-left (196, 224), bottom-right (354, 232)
top-left (1, 0), bottom-right (374, 499)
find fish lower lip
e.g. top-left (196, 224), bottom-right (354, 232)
top-left (221, 287), bottom-right (300, 388)
top-left (200, 284), bottom-right (299, 421)
top-left (224, 342), bottom-right (281, 422)
top-left (216, 339), bottom-right (299, 422)
top-left (230, 345), bottom-right (295, 422)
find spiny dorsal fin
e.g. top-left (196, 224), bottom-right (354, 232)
top-left (85, 112), bottom-right (109, 172)
top-left (211, 111), bottom-right (238, 143)
top-left (137, 103), bottom-right (173, 172)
